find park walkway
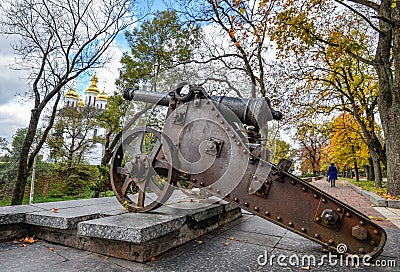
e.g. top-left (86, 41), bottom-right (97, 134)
top-left (311, 178), bottom-right (399, 229)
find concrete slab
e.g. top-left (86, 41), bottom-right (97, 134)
top-left (0, 205), bottom-right (44, 225)
top-left (25, 202), bottom-right (125, 229)
top-left (374, 207), bottom-right (400, 229)
top-left (77, 212), bottom-right (187, 243)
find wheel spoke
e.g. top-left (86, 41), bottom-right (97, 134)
top-left (121, 176), bottom-right (133, 196)
top-left (137, 190), bottom-right (145, 207)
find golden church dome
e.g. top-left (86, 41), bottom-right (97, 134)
top-left (78, 98), bottom-right (85, 107)
top-left (85, 74), bottom-right (100, 94)
top-left (65, 86), bottom-right (79, 99)
top-left (96, 88), bottom-right (109, 101)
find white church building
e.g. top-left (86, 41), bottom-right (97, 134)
top-left (62, 74), bottom-right (109, 165)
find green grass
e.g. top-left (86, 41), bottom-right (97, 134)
top-left (0, 190), bottom-right (115, 207)
top-left (342, 178), bottom-right (400, 200)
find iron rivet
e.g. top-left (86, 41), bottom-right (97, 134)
top-left (192, 178), bottom-right (197, 182)
top-left (302, 187), bottom-right (307, 192)
top-left (265, 211), bottom-right (270, 216)
top-left (259, 163), bottom-right (263, 166)
top-left (243, 149), bottom-right (247, 153)
top-left (211, 107), bottom-right (215, 111)
top-left (373, 230), bottom-right (379, 235)
top-left (313, 194), bottom-right (318, 198)
top-left (314, 233), bottom-right (320, 238)
top-left (359, 221), bottom-right (365, 226)
top-left (244, 202), bottom-right (249, 207)
top-left (216, 189), bottom-right (220, 193)
top-left (225, 127), bottom-right (230, 130)
top-left (291, 181), bottom-right (296, 185)
top-left (322, 198), bottom-right (327, 203)
top-left (288, 222), bottom-right (294, 227)
top-left (220, 120), bottom-right (224, 124)
top-left (231, 134), bottom-right (235, 138)
top-left (359, 248), bottom-right (365, 254)
top-left (215, 113), bottom-right (219, 117)
top-left (234, 197), bottom-right (239, 202)
top-left (144, 165), bottom-right (148, 168)
top-left (277, 216), bottom-right (282, 221)
top-left (254, 207), bottom-right (259, 211)
top-left (200, 182), bottom-right (204, 186)
top-left (301, 228), bottom-right (306, 232)
top-left (142, 157), bottom-right (146, 161)
top-left (236, 142), bottom-right (241, 145)
top-left (370, 240), bottom-right (376, 246)
top-left (374, 247), bottom-right (378, 251)
top-left (345, 212), bottom-right (351, 217)
top-left (336, 208), bottom-right (342, 213)
top-left (328, 239), bottom-right (334, 245)
top-left (261, 192), bottom-right (265, 196)
top-left (315, 217), bottom-right (321, 222)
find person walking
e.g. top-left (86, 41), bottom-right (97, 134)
top-left (327, 163), bottom-right (338, 187)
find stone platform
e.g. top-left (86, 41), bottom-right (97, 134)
top-left (0, 191), bottom-right (241, 262)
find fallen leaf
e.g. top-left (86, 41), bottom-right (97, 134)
top-left (228, 237), bottom-right (235, 241)
top-left (186, 198), bottom-right (192, 203)
top-left (12, 240), bottom-right (19, 244)
top-left (224, 242), bottom-right (230, 246)
top-left (149, 257), bottom-right (156, 261)
top-left (51, 208), bottom-right (59, 213)
top-left (23, 235), bottom-right (38, 244)
top-left (197, 240), bottom-right (203, 244)
top-left (20, 244), bottom-right (27, 247)
top-left (105, 256), bottom-right (109, 260)
top-left (301, 266), bottom-right (310, 270)
top-left (48, 247), bottom-right (56, 251)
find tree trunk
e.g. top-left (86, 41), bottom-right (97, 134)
top-left (374, 1), bottom-right (400, 196)
top-left (11, 110), bottom-right (41, 205)
top-left (354, 160), bottom-right (359, 182)
top-left (370, 150), bottom-right (382, 188)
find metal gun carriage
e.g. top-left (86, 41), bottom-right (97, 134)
top-left (110, 83), bottom-right (387, 258)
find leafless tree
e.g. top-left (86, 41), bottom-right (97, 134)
top-left (0, 0), bottom-right (138, 204)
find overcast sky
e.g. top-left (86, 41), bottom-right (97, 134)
top-left (0, 31), bottom-right (126, 143)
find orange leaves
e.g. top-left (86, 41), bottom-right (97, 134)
top-left (51, 208), bottom-right (59, 213)
top-left (229, 29), bottom-right (235, 39)
top-left (235, 42), bottom-right (241, 47)
top-left (13, 235), bottom-right (38, 247)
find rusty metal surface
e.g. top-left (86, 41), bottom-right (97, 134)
top-left (112, 84), bottom-right (387, 258)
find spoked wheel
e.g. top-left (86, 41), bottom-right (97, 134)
top-left (111, 127), bottom-right (176, 212)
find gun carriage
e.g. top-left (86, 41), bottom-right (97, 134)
top-left (110, 83), bottom-right (386, 258)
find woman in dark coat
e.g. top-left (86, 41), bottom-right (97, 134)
top-left (327, 163), bottom-right (338, 187)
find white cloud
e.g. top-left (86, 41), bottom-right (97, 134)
top-left (0, 98), bottom-right (32, 141)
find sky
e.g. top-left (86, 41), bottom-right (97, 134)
top-left (0, 0), bottom-right (170, 144)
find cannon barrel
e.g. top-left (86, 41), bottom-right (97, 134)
top-left (123, 88), bottom-right (282, 128)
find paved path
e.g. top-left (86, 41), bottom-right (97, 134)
top-left (1, 180), bottom-right (399, 271)
top-left (311, 178), bottom-right (398, 229)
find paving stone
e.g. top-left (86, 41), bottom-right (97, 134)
top-left (0, 205), bottom-right (43, 225)
top-left (77, 212), bottom-right (187, 243)
top-left (231, 215), bottom-right (288, 237)
top-left (25, 202), bottom-right (123, 229)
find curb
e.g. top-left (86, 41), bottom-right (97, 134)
top-left (345, 181), bottom-right (400, 208)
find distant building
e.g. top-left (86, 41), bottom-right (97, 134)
top-left (62, 74), bottom-right (109, 165)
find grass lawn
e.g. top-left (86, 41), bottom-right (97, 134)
top-left (343, 178), bottom-right (400, 200)
top-left (0, 190), bottom-right (115, 207)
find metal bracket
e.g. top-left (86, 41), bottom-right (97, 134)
top-left (172, 104), bottom-right (188, 126)
top-left (204, 138), bottom-right (224, 157)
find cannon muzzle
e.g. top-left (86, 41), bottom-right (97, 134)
top-left (123, 88), bottom-right (282, 128)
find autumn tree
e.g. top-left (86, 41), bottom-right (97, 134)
top-left (263, 0), bottom-right (400, 196)
top-left (296, 122), bottom-right (330, 175)
top-left (329, 113), bottom-right (370, 182)
top-left (0, 0), bottom-right (136, 205)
